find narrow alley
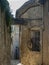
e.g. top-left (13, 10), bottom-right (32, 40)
top-left (0, 0), bottom-right (49, 65)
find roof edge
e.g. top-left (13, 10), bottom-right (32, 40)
top-left (16, 0), bottom-right (41, 18)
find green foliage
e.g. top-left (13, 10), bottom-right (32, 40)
top-left (5, 11), bottom-right (11, 26)
top-left (0, 0), bottom-right (9, 11)
top-left (0, 0), bottom-right (13, 33)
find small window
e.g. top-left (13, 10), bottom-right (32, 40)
top-left (31, 31), bottom-right (40, 51)
top-left (48, 0), bottom-right (49, 12)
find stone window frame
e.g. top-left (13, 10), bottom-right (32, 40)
top-left (29, 27), bottom-right (43, 52)
top-left (30, 30), bottom-right (40, 51)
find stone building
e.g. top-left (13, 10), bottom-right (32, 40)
top-left (0, 2), bottom-right (11, 65)
top-left (16, 0), bottom-right (49, 65)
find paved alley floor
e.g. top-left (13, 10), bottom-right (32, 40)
top-left (11, 60), bottom-right (23, 65)
top-left (11, 60), bottom-right (19, 65)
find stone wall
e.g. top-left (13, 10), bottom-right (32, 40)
top-left (0, 7), bottom-right (11, 65)
top-left (20, 26), bottom-right (42, 65)
top-left (43, 1), bottom-right (49, 65)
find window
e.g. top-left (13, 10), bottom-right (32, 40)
top-left (48, 0), bottom-right (49, 12)
top-left (31, 31), bottom-right (40, 51)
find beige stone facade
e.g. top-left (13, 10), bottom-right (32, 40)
top-left (16, 0), bottom-right (49, 65)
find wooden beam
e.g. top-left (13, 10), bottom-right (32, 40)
top-left (11, 18), bottom-right (42, 25)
